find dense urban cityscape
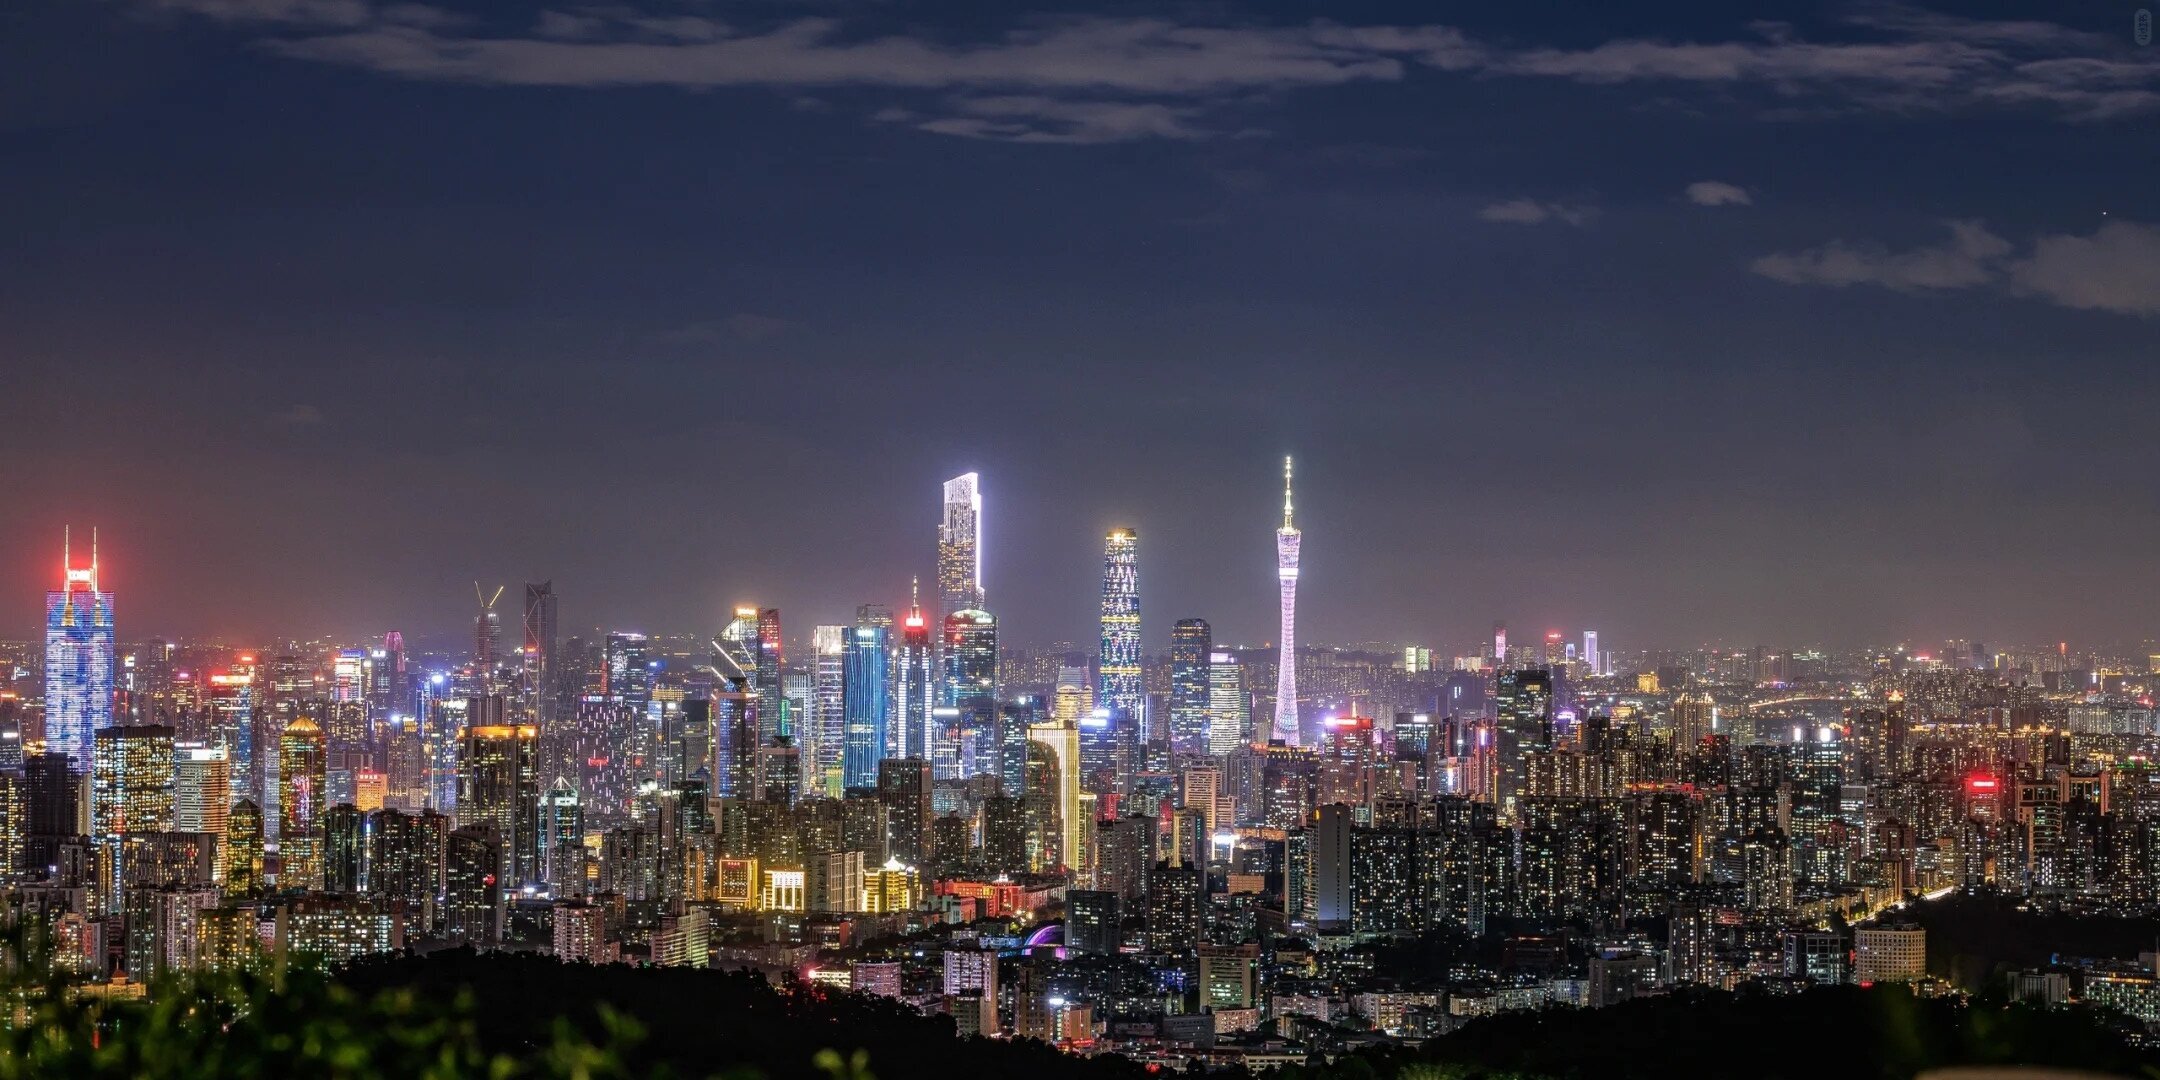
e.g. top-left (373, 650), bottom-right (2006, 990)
top-left (10, 0), bottom-right (2159, 1073)
top-left (6, 461), bottom-right (2160, 1071)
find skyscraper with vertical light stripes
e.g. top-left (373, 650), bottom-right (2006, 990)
top-left (45, 527), bottom-right (114, 774)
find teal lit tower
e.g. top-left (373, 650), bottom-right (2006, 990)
top-left (842, 618), bottom-right (892, 789)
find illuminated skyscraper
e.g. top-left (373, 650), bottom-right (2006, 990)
top-left (456, 708), bottom-right (540, 884)
top-left (756, 607), bottom-right (785, 738)
top-left (1028, 718), bottom-right (1081, 872)
top-left (278, 717), bottom-right (327, 888)
top-left (603, 632), bottom-right (650, 711)
top-left (942, 609), bottom-right (998, 781)
top-left (523, 581), bottom-right (558, 717)
top-left (938, 472), bottom-right (984, 615)
top-left (1274, 458), bottom-right (1300, 746)
top-left (843, 620), bottom-right (892, 789)
top-left (174, 744), bottom-right (231, 879)
top-left (44, 528), bottom-right (114, 773)
top-left (92, 723), bottom-right (173, 912)
top-left (1170, 620), bottom-right (1212, 755)
top-left (1583, 630), bottom-right (1600, 676)
top-left (1097, 529), bottom-right (1141, 721)
top-left (811, 626), bottom-right (847, 797)
top-left (897, 582), bottom-right (934, 761)
top-left (474, 583), bottom-right (506, 673)
top-left (1207, 651), bottom-right (1249, 755)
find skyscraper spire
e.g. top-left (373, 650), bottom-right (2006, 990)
top-left (1283, 455), bottom-right (1295, 530)
top-left (1273, 458), bottom-right (1301, 746)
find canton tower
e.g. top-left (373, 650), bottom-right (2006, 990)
top-left (1272, 457), bottom-right (1300, 745)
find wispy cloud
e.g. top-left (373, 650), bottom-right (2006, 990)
top-left (140, 4), bottom-right (2160, 142)
top-left (1752, 218), bottom-right (2160, 316)
top-left (1478, 199), bottom-right (1596, 226)
top-left (1685, 180), bottom-right (1751, 206)
top-left (2009, 221), bottom-right (2160, 316)
top-left (1751, 220), bottom-right (2009, 290)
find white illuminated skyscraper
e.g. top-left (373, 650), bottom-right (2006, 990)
top-left (1583, 631), bottom-right (1600, 676)
top-left (1097, 529), bottom-right (1141, 721)
top-left (938, 473), bottom-right (984, 615)
top-left (1272, 458), bottom-right (1300, 746)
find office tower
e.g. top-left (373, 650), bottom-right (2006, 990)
top-left (215, 799), bottom-right (260, 895)
top-left (938, 472), bottom-right (985, 615)
top-left (1097, 528), bottom-right (1141, 721)
top-left (878, 758), bottom-right (933, 864)
top-left (603, 632), bottom-right (651, 712)
top-left (991, 699), bottom-right (1038, 801)
top-left (1207, 652), bottom-right (1249, 755)
top-left (1066, 889), bottom-right (1120, 954)
top-left (523, 580), bottom-right (558, 698)
top-left (173, 745), bottom-right (230, 878)
top-left (277, 717), bottom-right (327, 888)
top-left (1307, 804), bottom-right (1353, 930)
top-left (1274, 457), bottom-right (1300, 745)
top-left (942, 608), bottom-right (998, 707)
top-left (1052, 666), bottom-right (1092, 728)
top-left (1169, 620), bottom-right (1212, 755)
top-left (474, 583), bottom-right (505, 673)
top-left (710, 632), bottom-right (758, 800)
top-left (812, 626), bottom-right (847, 797)
top-left (897, 584), bottom-right (934, 761)
top-left (327, 649), bottom-right (369, 753)
top-left (756, 608), bottom-right (785, 738)
top-left (1494, 668), bottom-right (1554, 818)
top-left (1029, 719), bottom-right (1082, 873)
top-left (1582, 630), bottom-right (1600, 676)
top-left (92, 724), bottom-right (174, 912)
top-left (1492, 623), bottom-right (1507, 665)
top-left (942, 609), bottom-right (998, 781)
top-left (539, 779), bottom-right (583, 898)
top-left (44, 528), bottom-right (114, 773)
top-left (205, 666), bottom-right (255, 802)
top-left (1183, 765), bottom-right (1222, 843)
top-left (842, 620), bottom-right (892, 789)
top-left (322, 804), bottom-right (366, 893)
top-left (456, 705), bottom-right (540, 885)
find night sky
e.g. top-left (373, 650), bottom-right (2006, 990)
top-left (3, 0), bottom-right (2156, 652)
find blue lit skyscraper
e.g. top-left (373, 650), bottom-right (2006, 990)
top-left (1169, 619), bottom-right (1212, 755)
top-left (1097, 528), bottom-right (1141, 722)
top-left (45, 528), bottom-right (114, 774)
top-left (842, 619), bottom-right (892, 789)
